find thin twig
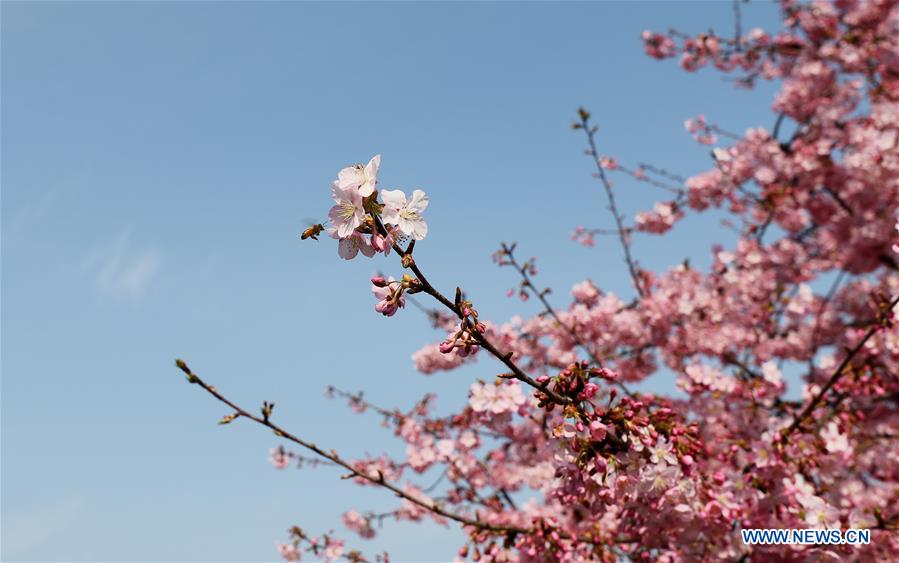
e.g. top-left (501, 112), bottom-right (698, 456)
top-left (498, 243), bottom-right (634, 397)
top-left (175, 359), bottom-right (529, 536)
top-left (374, 217), bottom-right (574, 407)
top-left (578, 110), bottom-right (647, 298)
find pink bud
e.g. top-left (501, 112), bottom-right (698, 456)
top-left (375, 300), bottom-right (398, 316)
top-left (600, 368), bottom-right (619, 382)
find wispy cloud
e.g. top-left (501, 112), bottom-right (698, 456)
top-left (4, 163), bottom-right (93, 249)
top-left (93, 232), bottom-right (161, 299)
top-left (2, 496), bottom-right (85, 559)
top-left (3, 187), bottom-right (61, 249)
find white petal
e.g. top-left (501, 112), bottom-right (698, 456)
top-left (337, 215), bottom-right (359, 238)
top-left (332, 183), bottom-right (358, 204)
top-left (380, 207), bottom-right (400, 225)
top-left (380, 189), bottom-right (407, 210)
top-left (398, 217), bottom-right (415, 237)
top-left (408, 189), bottom-right (429, 212)
top-left (337, 166), bottom-right (362, 190)
top-left (365, 154), bottom-right (380, 178)
top-left (411, 219), bottom-right (428, 240)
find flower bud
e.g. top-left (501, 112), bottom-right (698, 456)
top-left (599, 368), bottom-right (619, 382)
top-left (375, 300), bottom-right (398, 316)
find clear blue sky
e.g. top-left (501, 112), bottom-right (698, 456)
top-left (2, 1), bottom-right (782, 560)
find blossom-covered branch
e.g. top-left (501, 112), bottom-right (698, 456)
top-left (182, 1), bottom-right (899, 560)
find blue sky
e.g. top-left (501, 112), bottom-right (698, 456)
top-left (2, 1), bottom-right (783, 560)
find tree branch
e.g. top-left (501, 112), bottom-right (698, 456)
top-left (780, 294), bottom-right (898, 439)
top-left (174, 359), bottom-right (530, 536)
top-left (577, 109), bottom-right (648, 298)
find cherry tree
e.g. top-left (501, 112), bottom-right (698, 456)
top-left (177, 0), bottom-right (899, 560)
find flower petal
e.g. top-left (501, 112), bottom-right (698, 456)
top-left (380, 189), bottom-right (407, 210)
top-left (380, 207), bottom-right (400, 225)
top-left (408, 189), bottom-right (429, 212)
top-left (365, 154), bottom-right (380, 178)
top-left (337, 165), bottom-right (362, 190)
top-left (411, 219), bottom-right (428, 240)
top-left (338, 238), bottom-right (358, 259)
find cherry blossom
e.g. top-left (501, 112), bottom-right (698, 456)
top-left (337, 154), bottom-right (380, 197)
top-left (634, 201), bottom-right (682, 233)
top-left (341, 510), bottom-right (376, 539)
top-left (330, 228), bottom-right (375, 260)
top-left (380, 189), bottom-right (429, 240)
top-left (270, 447), bottom-right (290, 469)
top-left (179, 2), bottom-right (899, 561)
top-left (327, 184), bottom-right (364, 238)
top-left (277, 543), bottom-right (300, 562)
top-left (468, 381), bottom-right (526, 414)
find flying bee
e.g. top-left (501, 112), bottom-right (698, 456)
top-left (300, 222), bottom-right (325, 241)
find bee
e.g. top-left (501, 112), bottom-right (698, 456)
top-left (300, 222), bottom-right (325, 241)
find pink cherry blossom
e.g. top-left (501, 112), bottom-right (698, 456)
top-left (648, 438), bottom-right (678, 466)
top-left (337, 154), bottom-right (380, 197)
top-left (468, 381), bottom-right (526, 414)
top-left (380, 189), bottom-right (429, 240)
top-left (182, 2), bottom-right (899, 560)
top-left (277, 543), bottom-right (300, 561)
top-left (634, 201), bottom-right (683, 234)
top-left (323, 537), bottom-right (344, 562)
top-left (327, 183), bottom-right (364, 238)
top-left (270, 447), bottom-right (290, 469)
top-left (341, 509), bottom-right (375, 539)
top-left (820, 421), bottom-right (851, 455)
top-left (329, 229), bottom-right (375, 260)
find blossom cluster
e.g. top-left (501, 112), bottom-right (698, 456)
top-left (325, 155), bottom-right (430, 260)
top-left (272, 1), bottom-right (899, 561)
